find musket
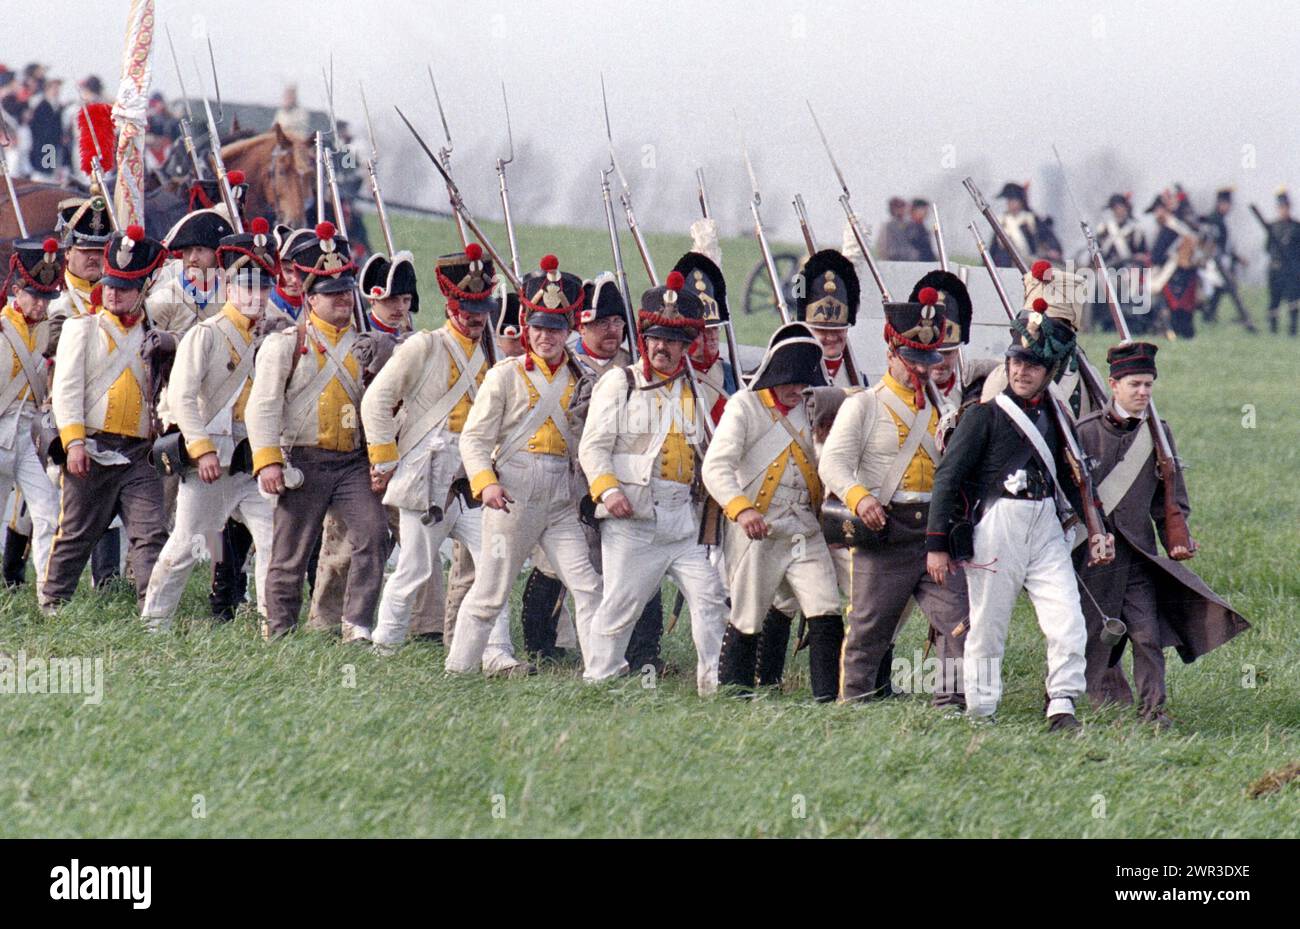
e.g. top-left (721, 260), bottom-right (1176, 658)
top-left (793, 193), bottom-right (818, 256)
top-left (314, 132), bottom-right (325, 225)
top-left (319, 62), bottom-right (366, 330)
top-left (933, 202), bottom-right (949, 272)
top-left (695, 166), bottom-right (742, 382)
top-left (963, 176), bottom-right (1029, 275)
top-left (601, 75), bottom-right (659, 286)
top-left (968, 221), bottom-right (1114, 567)
top-left (495, 82), bottom-right (522, 281)
top-left (1248, 203), bottom-right (1280, 252)
top-left (359, 81), bottom-right (396, 257)
top-left (194, 43), bottom-right (242, 233)
top-left (163, 25), bottom-right (205, 181)
top-left (77, 99), bottom-right (120, 232)
top-left (1052, 146), bottom-right (1194, 558)
top-left (428, 66), bottom-right (469, 249)
top-left (0, 119), bottom-right (28, 237)
top-left (599, 163), bottom-right (639, 362)
top-left (738, 112), bottom-right (791, 323)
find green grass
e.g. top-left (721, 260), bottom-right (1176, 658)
top-left (0, 214), bottom-right (1296, 837)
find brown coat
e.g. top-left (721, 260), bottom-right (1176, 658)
top-left (1075, 407), bottom-right (1249, 663)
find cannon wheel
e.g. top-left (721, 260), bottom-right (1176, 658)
top-left (743, 252), bottom-right (801, 316)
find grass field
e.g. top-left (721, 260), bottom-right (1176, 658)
top-left (0, 214), bottom-right (1296, 838)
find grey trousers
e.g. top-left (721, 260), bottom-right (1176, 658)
top-left (1084, 558), bottom-right (1167, 715)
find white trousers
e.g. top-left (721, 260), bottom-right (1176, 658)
top-left (376, 498), bottom-right (516, 663)
top-left (964, 498), bottom-right (1088, 718)
top-left (141, 471), bottom-right (274, 629)
top-left (0, 431), bottom-right (58, 588)
top-left (445, 454), bottom-right (602, 673)
top-left (582, 482), bottom-right (727, 695)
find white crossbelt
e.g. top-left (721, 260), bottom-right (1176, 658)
top-left (201, 315), bottom-right (257, 435)
top-left (283, 323), bottom-right (361, 440)
top-left (494, 362), bottom-right (574, 466)
top-left (83, 315), bottom-right (145, 409)
top-left (1096, 422), bottom-right (1155, 515)
top-left (875, 387), bottom-right (940, 504)
top-left (0, 317), bottom-right (46, 412)
top-left (397, 333), bottom-right (483, 459)
top-left (995, 393), bottom-right (1058, 484)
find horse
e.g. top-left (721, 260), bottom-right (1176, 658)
top-left (0, 178), bottom-right (83, 269)
top-left (221, 124), bottom-right (315, 230)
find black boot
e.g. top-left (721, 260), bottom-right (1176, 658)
top-left (1269, 312), bottom-right (1279, 334)
top-left (90, 527), bottom-right (121, 588)
top-left (1290, 306), bottom-right (1298, 337)
top-left (2, 527), bottom-right (30, 587)
top-left (718, 623), bottom-right (759, 696)
top-left (519, 568), bottom-right (565, 661)
top-left (625, 588), bottom-right (664, 674)
top-left (755, 608), bottom-right (794, 687)
top-left (209, 519), bottom-right (253, 622)
top-left (806, 615), bottom-right (845, 703)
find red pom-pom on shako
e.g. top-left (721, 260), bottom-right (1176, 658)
top-left (539, 254), bottom-right (559, 272)
top-left (315, 221), bottom-right (336, 240)
top-left (666, 270), bottom-right (685, 291)
top-left (1032, 297), bottom-right (1048, 312)
top-left (228, 170), bottom-right (246, 186)
top-left (1031, 259), bottom-right (1052, 281)
top-left (917, 286), bottom-right (939, 306)
top-left (250, 217), bottom-right (270, 235)
top-left (42, 237), bottom-right (59, 254)
top-left (465, 243), bottom-right (483, 261)
top-left (125, 224), bottom-right (145, 242)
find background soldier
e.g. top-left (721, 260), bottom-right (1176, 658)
top-left (906, 198), bottom-right (937, 263)
top-left (247, 221), bottom-right (388, 641)
top-left (42, 225), bottom-right (170, 610)
top-left (141, 219), bottom-right (279, 631)
top-left (796, 249), bottom-right (864, 387)
top-left (147, 208), bottom-right (234, 334)
top-left (706, 323), bottom-right (842, 701)
top-left (1147, 191), bottom-right (1201, 339)
top-left (1197, 187), bottom-right (1254, 331)
top-left (1077, 342), bottom-right (1249, 726)
top-left (877, 197), bottom-right (916, 261)
top-left (580, 271), bottom-right (726, 694)
top-left (820, 287), bottom-right (967, 707)
top-left (989, 181), bottom-right (1062, 269)
top-left (1094, 193), bottom-right (1151, 333)
top-left (1261, 188), bottom-right (1300, 336)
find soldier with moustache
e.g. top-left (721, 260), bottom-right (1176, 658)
top-left (1077, 342), bottom-right (1249, 727)
top-left (145, 208), bottom-right (234, 334)
top-left (363, 245), bottom-right (526, 672)
top-left (704, 323), bottom-right (842, 701)
top-left (988, 181), bottom-right (1063, 269)
top-left (820, 287), bottom-right (968, 707)
top-left (41, 225), bottom-right (171, 610)
top-left (140, 219), bottom-right (280, 630)
top-left (0, 239), bottom-right (65, 589)
top-left (443, 255), bottom-right (604, 674)
top-left (246, 221), bottom-right (389, 641)
top-left (580, 271), bottom-right (728, 694)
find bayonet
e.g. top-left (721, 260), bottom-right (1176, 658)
top-left (691, 166), bottom-right (741, 381)
top-left (194, 54), bottom-right (241, 232)
top-left (427, 65), bottom-right (468, 248)
top-left (737, 110), bottom-right (789, 323)
top-left (963, 175), bottom-right (1029, 275)
top-left (495, 81), bottom-right (522, 280)
top-left (601, 74), bottom-right (657, 284)
top-left (359, 82), bottom-right (396, 256)
top-left (206, 36), bottom-right (224, 125)
top-left (933, 202), bottom-right (948, 271)
top-left (317, 60), bottom-right (366, 330)
top-left (164, 24), bottom-right (205, 179)
top-left (793, 193), bottom-right (817, 256)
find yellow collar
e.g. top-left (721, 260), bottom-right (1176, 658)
top-left (310, 311), bottom-right (352, 344)
top-left (882, 371), bottom-right (920, 410)
top-left (445, 321), bottom-right (477, 354)
top-left (65, 269), bottom-right (94, 295)
top-left (1, 304), bottom-right (30, 337)
top-left (528, 352), bottom-right (562, 378)
top-left (102, 309), bottom-right (142, 335)
top-left (221, 302), bottom-right (256, 337)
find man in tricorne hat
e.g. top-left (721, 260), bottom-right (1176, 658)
top-left (42, 224), bottom-right (171, 610)
top-left (363, 244), bottom-right (525, 672)
top-left (443, 254), bottom-right (603, 674)
top-left (1262, 188), bottom-right (1300, 336)
top-left (821, 287), bottom-right (968, 707)
top-left (989, 181), bottom-right (1062, 269)
top-left (580, 271), bottom-right (726, 693)
top-left (1076, 342), bottom-right (1249, 727)
top-left (267, 225), bottom-right (311, 323)
top-left (795, 248), bottom-right (865, 388)
top-left (926, 310), bottom-right (1113, 730)
top-left (703, 323), bottom-right (840, 701)
top-left (146, 207), bottom-right (234, 334)
top-left (1146, 190), bottom-right (1202, 340)
top-left (0, 238), bottom-right (65, 588)
top-left (1093, 193), bottom-right (1151, 333)
top-left (359, 249), bottom-right (419, 335)
top-left (1196, 188), bottom-right (1254, 331)
top-left (246, 221), bottom-right (389, 641)
top-left (141, 218), bottom-right (280, 631)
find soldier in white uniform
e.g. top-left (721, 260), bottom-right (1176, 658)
top-left (145, 208), bottom-right (234, 335)
top-left (703, 323), bottom-right (843, 701)
top-left (140, 219), bottom-right (280, 630)
top-left (444, 254), bottom-right (603, 674)
top-left (579, 270), bottom-right (727, 694)
top-left (0, 238), bottom-right (65, 587)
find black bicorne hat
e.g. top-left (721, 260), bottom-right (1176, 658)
top-left (274, 224), bottom-right (314, 261)
top-left (884, 286), bottom-right (947, 366)
top-left (362, 250), bottom-right (420, 313)
top-left (579, 273), bottom-right (628, 327)
top-left (496, 292), bottom-right (522, 339)
top-left (101, 225), bottom-right (167, 290)
top-left (217, 217), bottom-right (280, 280)
top-left (56, 195), bottom-right (114, 247)
top-left (638, 271), bottom-right (706, 343)
top-left (6, 236), bottom-right (65, 295)
top-left (796, 249), bottom-right (859, 329)
top-left (1106, 341), bottom-right (1158, 380)
top-left (1105, 193), bottom-right (1133, 211)
top-left (164, 207), bottom-right (234, 252)
top-left (435, 243), bottom-right (497, 315)
top-left (749, 322), bottom-right (829, 392)
top-left (519, 254), bottom-right (583, 330)
top-left (187, 173), bottom-right (248, 214)
top-left (909, 270), bottom-right (970, 352)
top-left (997, 181), bottom-right (1029, 204)
top-left (671, 251), bottom-right (728, 327)
top-left (289, 221), bottom-right (356, 295)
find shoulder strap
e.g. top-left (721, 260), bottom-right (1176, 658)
top-left (0, 317), bottom-right (46, 409)
top-left (1096, 423), bottom-right (1155, 514)
top-left (83, 316), bottom-right (144, 406)
top-left (994, 393), bottom-right (1057, 482)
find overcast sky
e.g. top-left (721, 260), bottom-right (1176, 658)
top-left (16, 0), bottom-right (1300, 268)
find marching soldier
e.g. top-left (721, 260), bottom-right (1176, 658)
top-left (146, 208), bottom-right (234, 334)
top-left (246, 221), bottom-right (389, 641)
top-left (443, 254), bottom-right (603, 673)
top-left (675, 252), bottom-right (737, 425)
top-left (704, 323), bottom-right (841, 701)
top-left (1261, 188), bottom-right (1300, 336)
top-left (910, 270), bottom-right (986, 432)
top-left (1077, 342), bottom-right (1249, 726)
top-left (907, 198), bottom-right (937, 263)
top-left (1147, 191), bottom-right (1202, 339)
top-left (878, 197), bottom-right (917, 262)
top-left (1196, 188), bottom-right (1255, 331)
top-left (363, 244), bottom-right (521, 667)
top-left (140, 219), bottom-right (280, 630)
top-left (1094, 193), bottom-right (1151, 333)
top-left (268, 225), bottom-right (311, 323)
top-left (820, 287), bottom-right (968, 707)
top-left (795, 248), bottom-right (865, 388)
top-left (41, 225), bottom-right (171, 610)
top-left (580, 270), bottom-right (727, 694)
top-left (0, 238), bottom-right (65, 588)
top-left (989, 181), bottom-right (1062, 269)
top-left (926, 311), bottom-right (1112, 730)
